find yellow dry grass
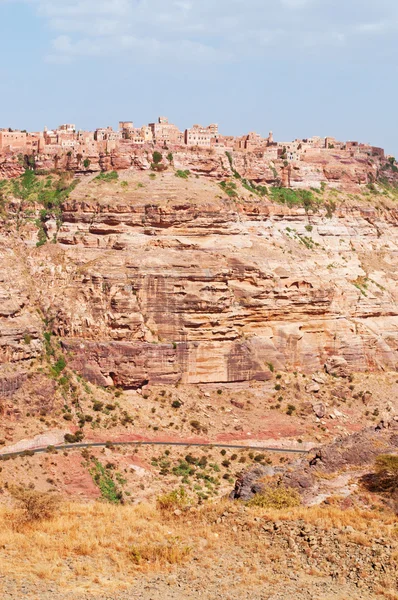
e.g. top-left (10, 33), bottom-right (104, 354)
top-left (0, 502), bottom-right (201, 591)
top-left (0, 499), bottom-right (396, 593)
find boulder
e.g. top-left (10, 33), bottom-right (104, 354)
top-left (230, 465), bottom-right (275, 501)
top-left (306, 382), bottom-right (320, 394)
top-left (325, 356), bottom-right (350, 378)
top-left (313, 402), bottom-right (327, 418)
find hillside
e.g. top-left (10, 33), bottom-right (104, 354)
top-left (1, 162), bottom-right (398, 599)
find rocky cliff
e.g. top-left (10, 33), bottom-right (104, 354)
top-left (1, 168), bottom-right (398, 390)
top-left (1, 144), bottom-right (397, 191)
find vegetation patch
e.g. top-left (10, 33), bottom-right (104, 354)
top-left (89, 458), bottom-right (123, 504)
top-left (219, 180), bottom-right (238, 198)
top-left (9, 486), bottom-right (60, 524)
top-left (175, 170), bottom-right (190, 179)
top-left (269, 187), bottom-right (317, 210)
top-left (247, 484), bottom-right (301, 509)
top-left (94, 171), bottom-right (119, 182)
top-left (157, 487), bottom-right (190, 512)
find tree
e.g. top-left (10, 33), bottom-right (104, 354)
top-left (152, 151), bottom-right (162, 165)
top-left (83, 158), bottom-right (91, 169)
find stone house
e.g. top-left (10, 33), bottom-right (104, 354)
top-left (0, 130), bottom-right (27, 151)
top-left (184, 124), bottom-right (218, 147)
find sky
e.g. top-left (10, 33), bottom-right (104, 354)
top-left (0, 0), bottom-right (397, 155)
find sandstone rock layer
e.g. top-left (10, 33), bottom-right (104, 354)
top-left (2, 171), bottom-right (398, 388)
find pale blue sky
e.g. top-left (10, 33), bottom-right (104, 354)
top-left (0, 0), bottom-right (397, 155)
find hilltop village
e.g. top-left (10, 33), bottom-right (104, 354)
top-left (0, 116), bottom-right (386, 163)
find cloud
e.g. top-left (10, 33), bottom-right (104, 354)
top-left (8, 0), bottom-right (398, 64)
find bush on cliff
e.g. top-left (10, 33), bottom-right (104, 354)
top-left (219, 180), bottom-right (238, 198)
top-left (152, 151), bottom-right (163, 165)
top-left (269, 187), bottom-right (316, 210)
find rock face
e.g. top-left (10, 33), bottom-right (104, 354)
top-left (2, 170), bottom-right (398, 388)
top-left (230, 425), bottom-right (398, 502)
top-left (230, 465), bottom-right (276, 501)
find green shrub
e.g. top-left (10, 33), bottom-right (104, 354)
top-left (64, 430), bottom-right (84, 444)
top-left (269, 187), bottom-right (315, 210)
top-left (286, 404), bottom-right (296, 416)
top-left (89, 458), bottom-right (123, 504)
top-left (83, 159), bottom-right (91, 169)
top-left (51, 356), bottom-right (66, 377)
top-left (175, 170), bottom-right (190, 179)
top-left (94, 171), bottom-right (119, 182)
top-left (219, 180), bottom-right (238, 198)
top-left (152, 151), bottom-right (163, 165)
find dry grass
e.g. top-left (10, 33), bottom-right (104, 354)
top-left (9, 486), bottom-right (60, 524)
top-left (0, 501), bottom-right (211, 591)
top-left (252, 503), bottom-right (397, 532)
top-left (247, 485), bottom-right (301, 509)
top-left (0, 498), bottom-right (396, 593)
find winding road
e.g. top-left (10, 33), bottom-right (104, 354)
top-left (0, 440), bottom-right (313, 460)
